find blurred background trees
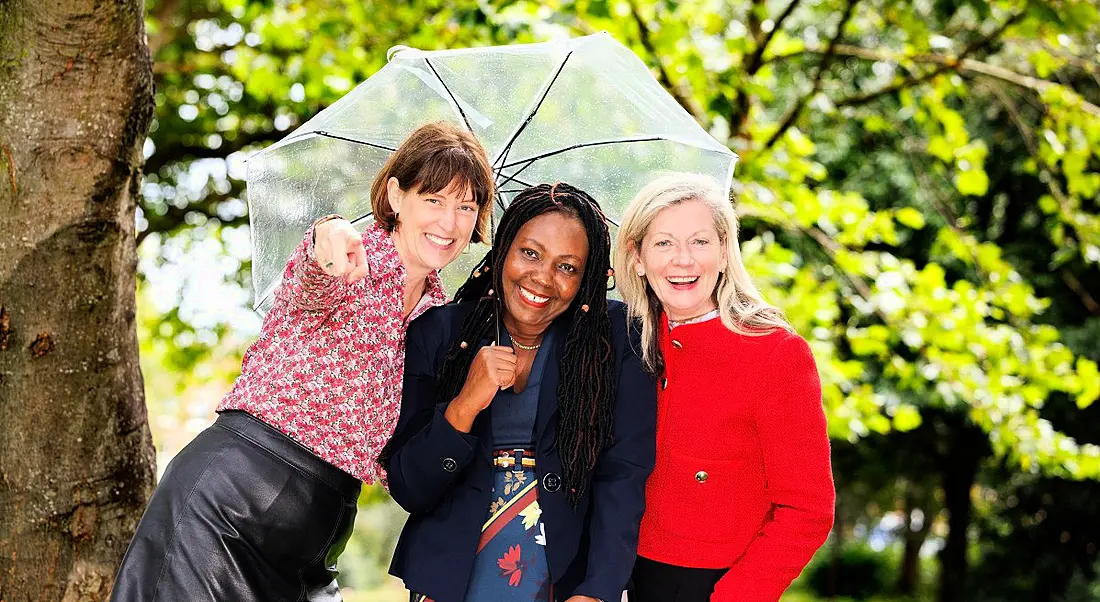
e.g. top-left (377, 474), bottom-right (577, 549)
top-left (56, 0), bottom-right (1100, 599)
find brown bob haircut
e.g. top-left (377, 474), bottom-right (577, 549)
top-left (369, 122), bottom-right (495, 244)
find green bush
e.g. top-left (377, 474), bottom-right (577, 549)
top-left (805, 543), bottom-right (893, 600)
top-left (1058, 566), bottom-right (1100, 602)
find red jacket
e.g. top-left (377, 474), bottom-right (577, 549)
top-left (637, 314), bottom-right (835, 601)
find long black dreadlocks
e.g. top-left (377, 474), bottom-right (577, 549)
top-left (435, 182), bottom-right (616, 506)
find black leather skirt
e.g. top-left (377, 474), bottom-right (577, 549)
top-left (110, 410), bottom-right (362, 602)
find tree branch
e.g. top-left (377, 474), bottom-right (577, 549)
top-left (744, 0), bottom-right (804, 74)
top-left (762, 0), bottom-right (860, 151)
top-left (983, 80), bottom-right (1078, 211)
top-left (775, 44), bottom-right (1100, 117)
top-left (958, 58), bottom-right (1100, 117)
top-left (737, 193), bottom-right (887, 322)
top-left (1061, 269), bottom-right (1100, 316)
top-left (983, 82), bottom-right (1038, 156)
top-left (1032, 39), bottom-right (1100, 90)
top-left (801, 226), bottom-right (900, 326)
top-left (747, 0), bottom-right (766, 45)
top-left (730, 0), bottom-right (804, 137)
top-left (833, 10), bottom-right (1025, 108)
top-left (803, 227), bottom-right (875, 300)
top-left (983, 81), bottom-right (1100, 317)
top-left (894, 122), bottom-right (1018, 294)
top-left (626, 0), bottom-right (705, 123)
top-left (894, 122), bottom-right (964, 233)
top-left (145, 128), bottom-right (280, 174)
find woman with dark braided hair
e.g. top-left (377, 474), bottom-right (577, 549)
top-left (384, 183), bottom-right (657, 602)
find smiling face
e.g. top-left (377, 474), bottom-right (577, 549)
top-left (500, 211), bottom-right (590, 340)
top-left (388, 176), bottom-right (480, 275)
top-left (635, 199), bottom-right (726, 321)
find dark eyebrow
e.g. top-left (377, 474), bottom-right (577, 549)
top-left (518, 236), bottom-right (583, 262)
top-left (517, 236), bottom-right (545, 251)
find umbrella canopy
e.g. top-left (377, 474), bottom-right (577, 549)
top-left (247, 32), bottom-right (737, 311)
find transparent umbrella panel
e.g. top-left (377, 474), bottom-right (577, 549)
top-left (247, 138), bottom-right (394, 308)
top-left (246, 32), bottom-right (737, 311)
top-left (496, 140), bottom-right (737, 227)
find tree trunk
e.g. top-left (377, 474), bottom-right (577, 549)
top-left (828, 495), bottom-right (843, 599)
top-left (937, 428), bottom-right (984, 602)
top-left (0, 1), bottom-right (156, 599)
top-left (898, 484), bottom-right (931, 596)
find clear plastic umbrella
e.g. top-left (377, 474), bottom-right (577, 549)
top-left (246, 31), bottom-right (737, 311)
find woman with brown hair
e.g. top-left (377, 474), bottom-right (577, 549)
top-left (111, 122), bottom-right (495, 602)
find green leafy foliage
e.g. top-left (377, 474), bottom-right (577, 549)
top-left (147, 0), bottom-right (1099, 480)
top-left (138, 0), bottom-right (1100, 595)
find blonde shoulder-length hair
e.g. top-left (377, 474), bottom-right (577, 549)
top-left (614, 173), bottom-right (792, 374)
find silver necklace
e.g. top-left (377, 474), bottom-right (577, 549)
top-left (669, 309), bottom-right (721, 329)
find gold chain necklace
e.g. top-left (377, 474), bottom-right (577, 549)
top-left (512, 338), bottom-right (542, 351)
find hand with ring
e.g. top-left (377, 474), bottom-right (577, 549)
top-left (313, 218), bottom-right (370, 283)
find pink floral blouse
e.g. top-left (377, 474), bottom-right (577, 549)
top-left (218, 222), bottom-right (446, 484)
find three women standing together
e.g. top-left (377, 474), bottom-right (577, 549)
top-left (111, 124), bottom-right (834, 602)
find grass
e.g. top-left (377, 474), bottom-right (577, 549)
top-left (342, 578), bottom-right (408, 602)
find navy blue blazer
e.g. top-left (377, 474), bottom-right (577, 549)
top-left (386, 300), bottom-right (657, 602)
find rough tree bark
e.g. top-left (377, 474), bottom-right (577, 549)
top-left (0, 1), bottom-right (156, 600)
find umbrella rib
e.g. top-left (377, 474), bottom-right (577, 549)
top-left (494, 170), bottom-right (536, 192)
top-left (499, 136), bottom-right (666, 169)
top-left (314, 131), bottom-right (399, 152)
top-left (492, 50), bottom-right (575, 170)
top-left (493, 143), bottom-right (554, 194)
top-left (425, 58), bottom-right (473, 131)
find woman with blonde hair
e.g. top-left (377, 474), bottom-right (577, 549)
top-left (615, 173), bottom-right (835, 602)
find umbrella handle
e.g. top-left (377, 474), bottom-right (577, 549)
top-left (494, 302), bottom-right (502, 347)
top-left (489, 207), bottom-right (502, 346)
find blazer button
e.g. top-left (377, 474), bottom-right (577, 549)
top-left (543, 472), bottom-right (561, 493)
top-left (672, 339), bottom-right (683, 348)
top-left (661, 378), bottom-right (668, 390)
top-left (442, 457), bottom-right (458, 473)
top-left (695, 470), bottom-right (709, 483)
